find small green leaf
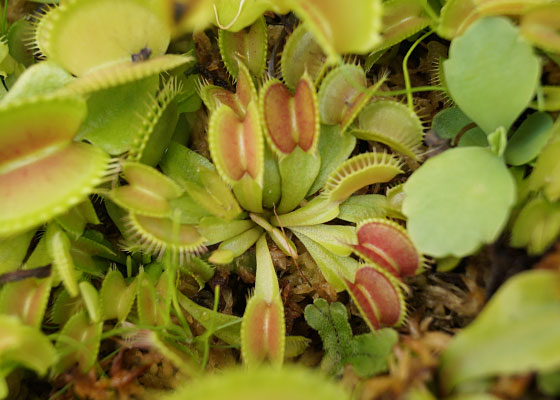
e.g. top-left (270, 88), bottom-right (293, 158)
top-left (505, 112), bottom-right (554, 166)
top-left (432, 106), bottom-right (473, 140)
top-left (304, 299), bottom-right (397, 377)
top-left (487, 126), bottom-right (507, 157)
top-left (444, 17), bottom-right (540, 134)
top-left (304, 299), bottom-right (353, 375)
top-left (440, 270), bottom-right (560, 393)
top-left (403, 147), bottom-right (516, 257)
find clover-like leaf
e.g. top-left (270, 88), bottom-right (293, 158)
top-left (304, 299), bottom-right (398, 377)
top-left (304, 299), bottom-right (354, 374)
top-left (403, 147), bottom-right (516, 257)
top-left (440, 270), bottom-right (560, 394)
top-left (432, 106), bottom-right (474, 140)
top-left (444, 17), bottom-right (540, 134)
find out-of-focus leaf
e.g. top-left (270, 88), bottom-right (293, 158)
top-left (440, 270), bottom-right (560, 393)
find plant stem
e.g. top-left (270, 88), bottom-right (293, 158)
top-left (403, 30), bottom-right (433, 111)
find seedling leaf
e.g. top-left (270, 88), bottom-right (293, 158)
top-left (403, 147), bottom-right (516, 257)
top-left (444, 17), bottom-right (540, 134)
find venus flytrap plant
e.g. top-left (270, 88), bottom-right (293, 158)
top-left (241, 235), bottom-right (285, 367)
top-left (0, 95), bottom-right (111, 238)
top-left (352, 100), bottom-right (426, 162)
top-left (208, 99), bottom-right (264, 213)
top-left (199, 59), bottom-right (257, 118)
top-left (317, 63), bottom-right (387, 134)
top-left (260, 74), bottom-right (320, 213)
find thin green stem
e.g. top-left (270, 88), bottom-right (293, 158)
top-left (403, 30), bottom-right (433, 111)
top-left (200, 285), bottom-right (220, 370)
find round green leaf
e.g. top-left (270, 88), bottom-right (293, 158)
top-left (402, 147), bottom-right (516, 257)
top-left (444, 17), bottom-right (540, 134)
